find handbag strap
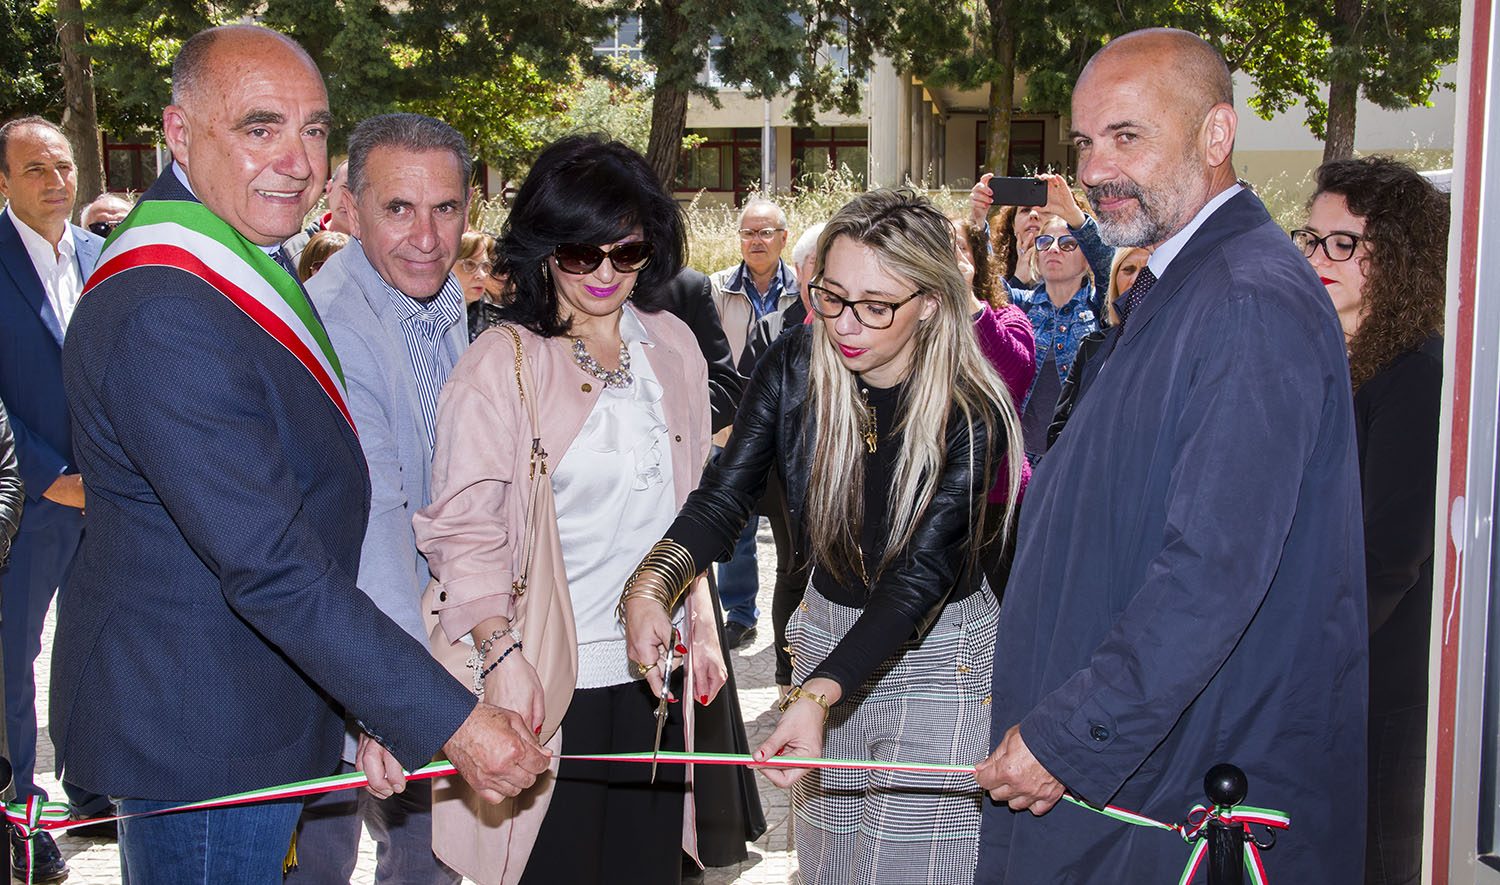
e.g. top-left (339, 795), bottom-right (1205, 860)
top-left (499, 325), bottom-right (547, 599)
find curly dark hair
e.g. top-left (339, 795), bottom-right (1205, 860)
top-left (1310, 156), bottom-right (1448, 390)
top-left (952, 217), bottom-right (1007, 308)
top-left (496, 134), bottom-right (685, 337)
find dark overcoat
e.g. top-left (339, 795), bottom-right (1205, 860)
top-left (976, 190), bottom-right (1368, 883)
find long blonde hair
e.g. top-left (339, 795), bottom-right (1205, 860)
top-left (805, 189), bottom-right (1025, 584)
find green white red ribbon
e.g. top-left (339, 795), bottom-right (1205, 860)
top-left (84, 199), bottom-right (354, 432)
top-left (7, 752), bottom-right (1288, 885)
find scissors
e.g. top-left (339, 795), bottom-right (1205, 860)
top-left (650, 629), bottom-right (679, 783)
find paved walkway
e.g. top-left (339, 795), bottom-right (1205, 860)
top-left (32, 520), bottom-right (797, 884)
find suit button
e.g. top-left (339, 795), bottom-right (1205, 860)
top-left (581, 383), bottom-right (593, 393)
top-left (1090, 724), bottom-right (1110, 742)
top-left (438, 591), bottom-right (447, 602)
top-left (674, 434), bottom-right (682, 442)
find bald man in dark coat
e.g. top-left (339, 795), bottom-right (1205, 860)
top-left (975, 29), bottom-right (1367, 883)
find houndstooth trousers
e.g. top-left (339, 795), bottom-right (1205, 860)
top-left (788, 582), bottom-right (998, 885)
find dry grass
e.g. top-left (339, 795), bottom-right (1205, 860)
top-left (467, 165), bottom-right (970, 275)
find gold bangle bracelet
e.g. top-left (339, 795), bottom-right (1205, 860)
top-left (776, 685), bottom-right (830, 720)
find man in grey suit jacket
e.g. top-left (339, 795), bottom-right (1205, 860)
top-left (0, 115), bottom-right (108, 882)
top-left (293, 114), bottom-right (472, 883)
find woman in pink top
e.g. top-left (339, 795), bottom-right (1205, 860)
top-left (414, 136), bottom-right (727, 885)
top-left (953, 215), bottom-right (1035, 594)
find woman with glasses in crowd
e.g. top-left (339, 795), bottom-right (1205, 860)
top-left (413, 135), bottom-right (727, 885)
top-left (971, 174), bottom-right (1113, 461)
top-left (621, 189), bottom-right (1024, 885)
top-left (1295, 156), bottom-right (1448, 885)
top-left (455, 229), bottom-right (505, 341)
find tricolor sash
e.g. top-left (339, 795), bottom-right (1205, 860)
top-left (84, 200), bottom-right (355, 432)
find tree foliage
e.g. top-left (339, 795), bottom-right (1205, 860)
top-left (77, 0), bottom-right (611, 167)
top-left (0, 0), bottom-right (66, 120)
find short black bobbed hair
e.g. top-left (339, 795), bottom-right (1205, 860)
top-left (496, 135), bottom-right (685, 337)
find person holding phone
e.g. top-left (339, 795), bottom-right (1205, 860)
top-left (972, 173), bottom-right (1113, 460)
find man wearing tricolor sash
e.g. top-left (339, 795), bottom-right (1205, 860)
top-left (52, 25), bottom-right (549, 884)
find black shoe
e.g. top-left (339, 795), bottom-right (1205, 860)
top-left (9, 826), bottom-right (67, 883)
top-left (724, 621), bottom-right (758, 650)
top-left (63, 817), bottom-right (116, 840)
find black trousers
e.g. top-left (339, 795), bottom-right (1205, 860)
top-left (1366, 704), bottom-right (1426, 885)
top-left (520, 676), bottom-right (685, 885)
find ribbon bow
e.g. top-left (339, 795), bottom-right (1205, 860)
top-left (1177, 803), bottom-right (1291, 885)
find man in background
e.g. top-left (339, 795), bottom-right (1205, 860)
top-left (0, 114), bottom-right (109, 883)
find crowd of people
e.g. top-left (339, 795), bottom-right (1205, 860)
top-left (0, 19), bottom-right (1449, 885)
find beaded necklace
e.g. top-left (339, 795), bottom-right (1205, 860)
top-left (571, 336), bottom-right (633, 388)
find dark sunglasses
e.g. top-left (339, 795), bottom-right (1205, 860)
top-left (87, 220), bottom-right (118, 238)
top-left (551, 242), bottom-right (654, 275)
top-left (1035, 234), bottom-right (1079, 253)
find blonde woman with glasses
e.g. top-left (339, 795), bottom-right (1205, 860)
top-left (622, 189), bottom-right (1024, 885)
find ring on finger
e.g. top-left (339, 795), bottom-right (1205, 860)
top-left (635, 660), bottom-right (653, 677)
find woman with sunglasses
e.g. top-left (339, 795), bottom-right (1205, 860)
top-left (1296, 156), bottom-right (1447, 885)
top-left (413, 134), bottom-right (727, 885)
top-left (621, 189), bottom-right (1024, 885)
top-left (1006, 186), bottom-right (1113, 461)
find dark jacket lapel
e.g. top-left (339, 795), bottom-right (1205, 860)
top-left (0, 211), bottom-right (63, 346)
top-left (1118, 189), bottom-right (1275, 344)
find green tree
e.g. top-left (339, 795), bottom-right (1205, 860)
top-left (628, 0), bottom-right (888, 187)
top-left (0, 0), bottom-right (65, 120)
top-left (80, 0), bottom-right (609, 159)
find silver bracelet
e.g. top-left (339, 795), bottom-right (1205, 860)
top-left (467, 627), bottom-right (523, 696)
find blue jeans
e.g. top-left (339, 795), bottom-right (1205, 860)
top-left (117, 796), bottom-right (302, 885)
top-left (717, 517), bottom-right (761, 627)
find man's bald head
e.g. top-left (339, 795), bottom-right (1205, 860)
top-left (162, 25), bottom-right (330, 245)
top-left (171, 25), bottom-right (320, 108)
top-left (1070, 28), bottom-right (1239, 248)
top-left (1081, 29), bottom-right (1233, 124)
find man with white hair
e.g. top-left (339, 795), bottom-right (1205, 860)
top-left (708, 197), bottom-right (799, 649)
top-left (79, 193), bottom-right (133, 238)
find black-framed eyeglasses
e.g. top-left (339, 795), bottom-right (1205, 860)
top-left (737, 227), bottom-right (785, 241)
top-left (1035, 234), bottom-right (1079, 253)
top-left (551, 242), bottom-right (654, 275)
top-left (87, 220), bottom-right (118, 238)
top-left (1290, 229), bottom-right (1364, 262)
top-left (458, 258), bottom-right (494, 276)
top-left (808, 282), bottom-right (922, 330)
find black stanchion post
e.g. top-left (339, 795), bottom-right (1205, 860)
top-left (1204, 763), bottom-right (1248, 885)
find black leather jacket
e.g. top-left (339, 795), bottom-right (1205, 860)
top-left (668, 325), bottom-right (994, 641)
top-left (0, 399), bottom-right (22, 564)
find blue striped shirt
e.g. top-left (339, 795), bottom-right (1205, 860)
top-left (379, 274), bottom-right (465, 448)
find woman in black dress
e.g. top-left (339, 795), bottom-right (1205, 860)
top-left (1294, 155), bottom-right (1449, 885)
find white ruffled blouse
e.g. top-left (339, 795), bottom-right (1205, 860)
top-left (550, 305), bottom-right (681, 689)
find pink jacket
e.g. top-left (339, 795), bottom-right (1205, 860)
top-left (413, 307), bottom-right (712, 884)
top-left (973, 303), bottom-right (1036, 503)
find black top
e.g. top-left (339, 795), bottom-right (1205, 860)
top-left (807, 379), bottom-right (984, 688)
top-left (657, 267), bottom-right (746, 434)
top-left (1358, 334), bottom-right (1443, 715)
top-left (667, 326), bottom-right (997, 699)
top-left (810, 379), bottom-right (902, 605)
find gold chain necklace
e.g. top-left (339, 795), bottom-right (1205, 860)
top-left (860, 388), bottom-right (877, 453)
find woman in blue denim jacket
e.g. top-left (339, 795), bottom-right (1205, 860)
top-left (1006, 200), bottom-right (1113, 457)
